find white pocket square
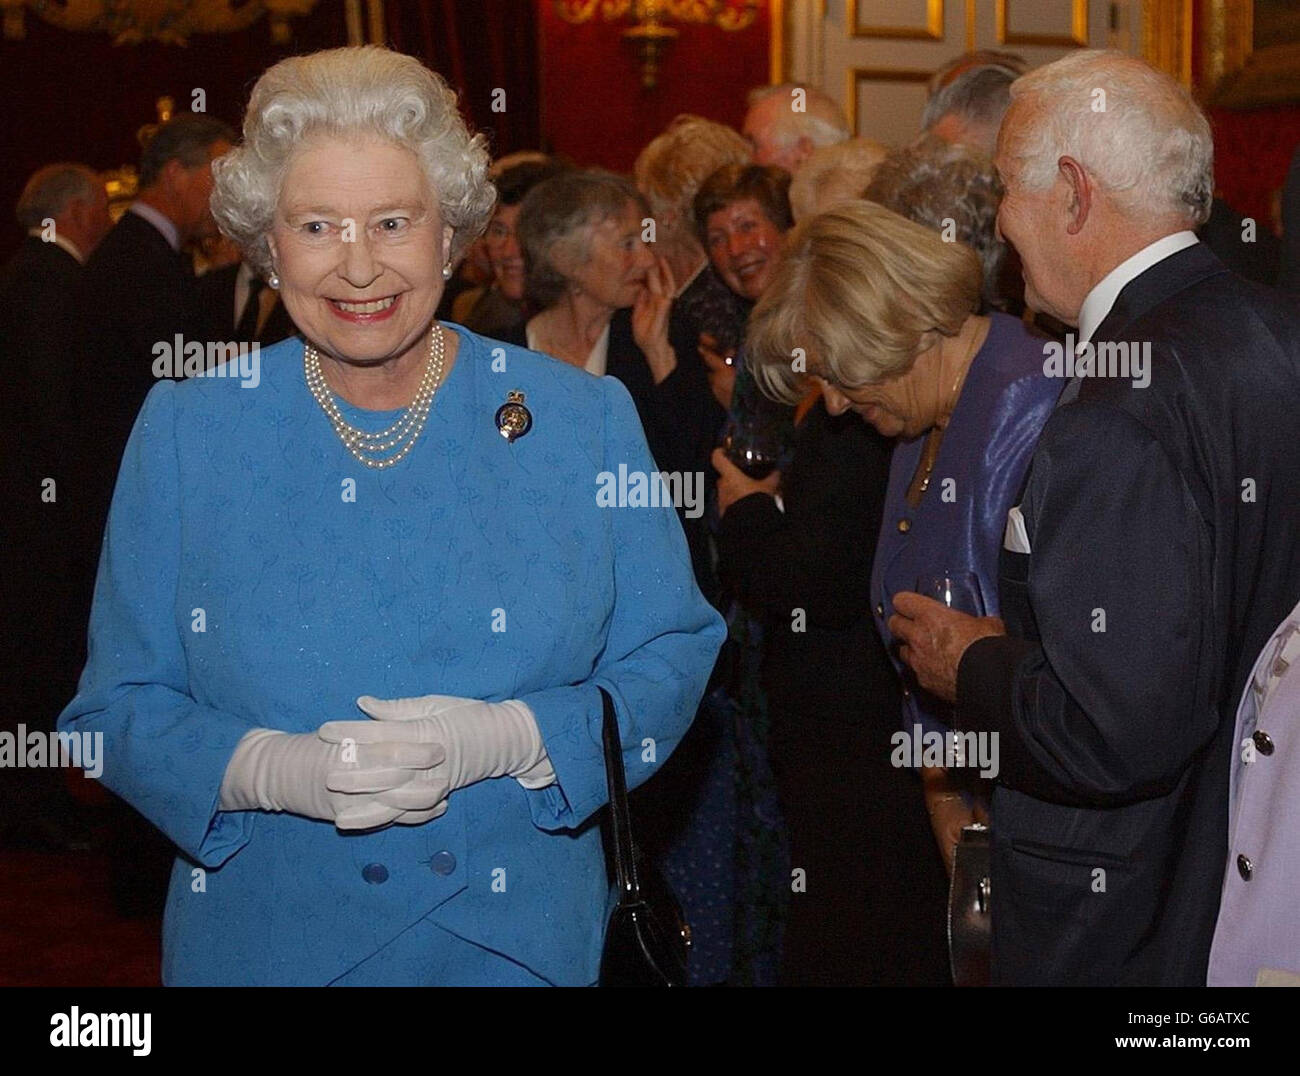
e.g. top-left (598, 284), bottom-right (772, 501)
top-left (1004, 505), bottom-right (1031, 554)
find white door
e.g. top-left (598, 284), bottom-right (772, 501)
top-left (782, 0), bottom-right (1158, 148)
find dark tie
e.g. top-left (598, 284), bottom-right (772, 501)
top-left (235, 275), bottom-right (265, 341)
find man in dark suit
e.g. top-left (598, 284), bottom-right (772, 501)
top-left (66, 113), bottom-right (233, 916)
top-left (889, 51), bottom-right (1300, 985)
top-left (0, 163), bottom-right (110, 851)
top-left (0, 164), bottom-right (111, 414)
top-left (194, 258), bottom-right (296, 347)
top-left (72, 114), bottom-right (234, 514)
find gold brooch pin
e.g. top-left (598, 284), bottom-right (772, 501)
top-left (495, 390), bottom-right (532, 442)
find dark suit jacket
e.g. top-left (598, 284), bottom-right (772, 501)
top-left (193, 262), bottom-right (297, 346)
top-left (1198, 196), bottom-right (1280, 287)
top-left (0, 236), bottom-right (85, 712)
top-left (957, 242), bottom-right (1300, 985)
top-left (0, 236), bottom-right (81, 422)
top-left (71, 210), bottom-right (205, 479)
top-left (65, 211), bottom-right (206, 641)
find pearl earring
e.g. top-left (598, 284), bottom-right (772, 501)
top-left (442, 264), bottom-right (453, 280)
top-left (267, 272), bottom-right (280, 289)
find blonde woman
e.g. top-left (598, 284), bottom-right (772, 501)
top-left (745, 200), bottom-right (1061, 961)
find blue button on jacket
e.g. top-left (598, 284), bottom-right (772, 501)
top-left (58, 326), bottom-right (726, 986)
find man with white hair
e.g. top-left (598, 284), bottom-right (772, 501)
top-left (889, 50), bottom-right (1300, 985)
top-left (742, 82), bottom-right (849, 173)
top-left (1, 163), bottom-right (111, 415)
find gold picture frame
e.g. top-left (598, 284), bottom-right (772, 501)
top-left (1201, 0), bottom-right (1300, 108)
top-left (845, 66), bottom-right (933, 135)
top-left (995, 0), bottom-right (1088, 49)
top-left (846, 0), bottom-right (944, 41)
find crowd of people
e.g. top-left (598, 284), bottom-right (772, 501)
top-left (3, 42), bottom-right (1299, 987)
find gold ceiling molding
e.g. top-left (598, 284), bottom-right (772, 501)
top-left (0, 0), bottom-right (320, 46)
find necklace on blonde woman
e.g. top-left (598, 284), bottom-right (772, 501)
top-left (303, 324), bottom-right (446, 470)
top-left (905, 321), bottom-right (985, 508)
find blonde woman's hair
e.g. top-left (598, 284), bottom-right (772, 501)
top-left (634, 115), bottom-right (750, 245)
top-left (788, 138), bottom-right (887, 221)
top-left (747, 200), bottom-right (982, 404)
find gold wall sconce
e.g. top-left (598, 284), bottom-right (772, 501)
top-left (555, 0), bottom-right (762, 89)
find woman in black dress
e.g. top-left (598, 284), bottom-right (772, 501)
top-left (713, 386), bottom-right (951, 987)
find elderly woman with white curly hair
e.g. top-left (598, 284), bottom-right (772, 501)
top-left (59, 46), bottom-right (723, 986)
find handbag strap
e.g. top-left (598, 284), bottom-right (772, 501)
top-left (599, 687), bottom-right (641, 900)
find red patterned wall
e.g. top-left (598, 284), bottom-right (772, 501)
top-left (538, 2), bottom-right (772, 172)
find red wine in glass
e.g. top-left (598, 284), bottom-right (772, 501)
top-left (723, 423), bottom-right (780, 480)
top-left (728, 443), bottom-right (777, 479)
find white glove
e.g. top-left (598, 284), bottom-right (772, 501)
top-left (318, 694), bottom-right (556, 816)
top-left (219, 727), bottom-right (449, 830)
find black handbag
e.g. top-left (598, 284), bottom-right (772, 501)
top-left (597, 687), bottom-right (692, 987)
top-left (947, 822), bottom-right (992, 987)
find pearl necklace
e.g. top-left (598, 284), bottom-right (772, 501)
top-left (303, 324), bottom-right (445, 470)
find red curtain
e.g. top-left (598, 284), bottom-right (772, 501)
top-left (385, 0), bottom-right (542, 157)
top-left (538, 3), bottom-right (771, 173)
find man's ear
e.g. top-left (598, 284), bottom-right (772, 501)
top-left (1058, 156), bottom-right (1092, 236)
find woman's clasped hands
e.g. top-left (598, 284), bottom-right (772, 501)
top-left (221, 694), bottom-right (555, 831)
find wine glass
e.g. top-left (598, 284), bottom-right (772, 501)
top-left (914, 570), bottom-right (985, 749)
top-left (919, 571), bottom-right (986, 617)
top-left (722, 410), bottom-right (782, 480)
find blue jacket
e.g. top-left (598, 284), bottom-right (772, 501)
top-left (59, 326), bottom-right (725, 985)
top-left (870, 312), bottom-right (1061, 736)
